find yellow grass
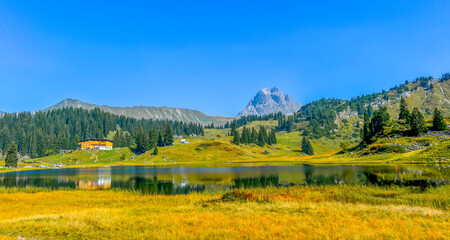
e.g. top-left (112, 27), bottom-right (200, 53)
top-left (0, 185), bottom-right (448, 239)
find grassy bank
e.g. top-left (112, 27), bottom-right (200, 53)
top-left (0, 185), bottom-right (448, 239)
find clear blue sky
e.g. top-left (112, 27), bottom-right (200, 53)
top-left (1, 1), bottom-right (449, 116)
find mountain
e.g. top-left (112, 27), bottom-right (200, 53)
top-left (45, 99), bottom-right (235, 125)
top-left (238, 87), bottom-right (302, 117)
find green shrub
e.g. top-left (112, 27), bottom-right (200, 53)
top-left (370, 145), bottom-right (408, 153)
top-left (416, 139), bottom-right (431, 146)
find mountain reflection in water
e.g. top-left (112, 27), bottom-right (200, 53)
top-left (0, 165), bottom-right (448, 194)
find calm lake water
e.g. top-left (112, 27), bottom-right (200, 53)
top-left (1, 164), bottom-right (448, 194)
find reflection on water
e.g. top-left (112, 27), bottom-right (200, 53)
top-left (235, 176), bottom-right (279, 188)
top-left (78, 178), bottom-right (111, 190)
top-left (1, 164), bottom-right (448, 194)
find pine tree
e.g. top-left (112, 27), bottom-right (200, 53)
top-left (142, 129), bottom-right (149, 151)
top-left (432, 108), bottom-right (447, 131)
top-left (135, 126), bottom-right (146, 153)
top-left (113, 131), bottom-right (120, 148)
top-left (148, 127), bottom-right (157, 149)
top-left (272, 130), bottom-right (277, 144)
top-left (261, 126), bottom-right (268, 144)
top-left (399, 97), bottom-right (411, 124)
top-left (157, 129), bottom-right (164, 147)
top-left (126, 133), bottom-right (134, 147)
top-left (233, 129), bottom-right (240, 145)
top-left (361, 112), bottom-right (371, 144)
top-left (164, 124), bottom-right (174, 146)
top-left (369, 107), bottom-right (390, 138)
top-left (230, 122), bottom-right (236, 136)
top-left (301, 136), bottom-right (314, 155)
top-left (240, 127), bottom-right (247, 144)
top-left (36, 130), bottom-right (46, 158)
top-left (410, 108), bottom-right (428, 136)
top-left (286, 117), bottom-right (294, 132)
top-left (29, 133), bottom-right (37, 158)
top-left (257, 128), bottom-right (265, 147)
top-left (251, 127), bottom-right (258, 143)
top-left (5, 142), bottom-right (18, 168)
top-left (367, 105), bottom-right (374, 118)
top-left (268, 129), bottom-right (277, 145)
top-left (153, 146), bottom-right (158, 155)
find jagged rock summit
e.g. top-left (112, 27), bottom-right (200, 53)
top-left (238, 87), bottom-right (302, 117)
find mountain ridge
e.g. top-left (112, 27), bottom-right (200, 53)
top-left (45, 99), bottom-right (235, 125)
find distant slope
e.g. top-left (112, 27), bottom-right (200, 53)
top-left (238, 87), bottom-right (302, 117)
top-left (343, 77), bottom-right (450, 117)
top-left (45, 99), bottom-right (235, 125)
top-left (296, 76), bottom-right (450, 141)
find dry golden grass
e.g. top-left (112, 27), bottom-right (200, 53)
top-left (0, 185), bottom-right (448, 239)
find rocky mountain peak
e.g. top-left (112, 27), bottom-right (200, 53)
top-left (238, 87), bottom-right (302, 117)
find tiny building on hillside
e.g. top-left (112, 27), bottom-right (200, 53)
top-left (78, 139), bottom-right (113, 150)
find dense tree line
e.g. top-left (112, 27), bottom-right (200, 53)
top-left (296, 98), bottom-right (341, 139)
top-left (360, 107), bottom-right (390, 145)
top-left (226, 113), bottom-right (284, 129)
top-left (232, 126), bottom-right (277, 146)
top-left (348, 92), bottom-right (388, 115)
top-left (397, 98), bottom-right (429, 136)
top-left (276, 115), bottom-right (295, 132)
top-left (441, 73), bottom-right (450, 81)
top-left (0, 107), bottom-right (204, 158)
top-left (360, 100), bottom-right (433, 145)
top-left (134, 124), bottom-right (175, 153)
top-left (112, 130), bottom-right (134, 148)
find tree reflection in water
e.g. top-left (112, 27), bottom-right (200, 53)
top-left (1, 165), bottom-right (447, 194)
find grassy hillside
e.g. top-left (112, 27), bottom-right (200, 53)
top-left (382, 78), bottom-right (450, 117)
top-left (293, 77), bottom-right (449, 145)
top-left (46, 98), bottom-right (235, 125)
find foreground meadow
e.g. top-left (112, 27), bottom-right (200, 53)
top-left (0, 185), bottom-right (448, 239)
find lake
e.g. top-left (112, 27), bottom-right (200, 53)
top-left (1, 164), bottom-right (448, 194)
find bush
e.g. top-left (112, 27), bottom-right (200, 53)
top-left (416, 139), bottom-right (431, 146)
top-left (370, 145), bottom-right (408, 153)
top-left (221, 190), bottom-right (255, 202)
top-left (194, 147), bottom-right (202, 152)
